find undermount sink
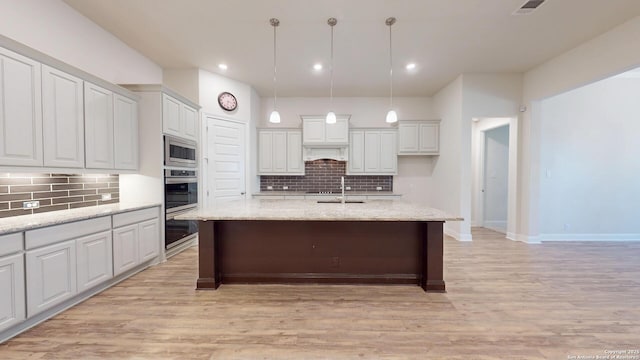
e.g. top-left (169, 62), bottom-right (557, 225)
top-left (317, 200), bottom-right (365, 204)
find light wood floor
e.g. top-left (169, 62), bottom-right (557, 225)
top-left (2, 228), bottom-right (639, 359)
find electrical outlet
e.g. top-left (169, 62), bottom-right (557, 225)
top-left (101, 193), bottom-right (112, 201)
top-left (23, 201), bottom-right (40, 209)
top-left (267, 185), bottom-right (273, 190)
top-left (376, 186), bottom-right (382, 191)
top-left (346, 186), bottom-right (351, 191)
top-left (282, 186), bottom-right (289, 190)
top-left (563, 223), bottom-right (570, 231)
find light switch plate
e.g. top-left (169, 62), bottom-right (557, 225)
top-left (23, 201), bottom-right (40, 209)
top-left (101, 193), bottom-right (112, 201)
top-left (376, 186), bottom-right (382, 191)
top-left (267, 186), bottom-right (273, 190)
top-left (282, 186), bottom-right (289, 190)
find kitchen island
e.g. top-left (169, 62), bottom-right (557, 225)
top-left (175, 199), bottom-right (462, 292)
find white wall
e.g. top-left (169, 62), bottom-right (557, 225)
top-left (538, 76), bottom-right (640, 240)
top-left (520, 15), bottom-right (640, 241)
top-left (432, 76), bottom-right (465, 239)
top-left (259, 96), bottom-right (437, 204)
top-left (0, 0), bottom-right (161, 84)
top-left (163, 69), bottom-right (200, 105)
top-left (483, 125), bottom-right (509, 232)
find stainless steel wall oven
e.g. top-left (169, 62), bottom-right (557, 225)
top-left (164, 169), bottom-right (198, 249)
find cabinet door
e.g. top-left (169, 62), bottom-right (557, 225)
top-left (113, 224), bottom-right (139, 276)
top-left (258, 131), bottom-right (273, 173)
top-left (138, 218), bottom-right (159, 263)
top-left (419, 123), bottom-right (439, 154)
top-left (325, 118), bottom-right (349, 144)
top-left (398, 123), bottom-right (419, 154)
top-left (42, 65), bottom-right (84, 168)
top-left (379, 131), bottom-right (397, 173)
top-left (182, 104), bottom-right (198, 141)
top-left (76, 230), bottom-right (113, 293)
top-left (348, 131), bottom-right (365, 174)
top-left (84, 82), bottom-right (114, 169)
top-left (364, 131), bottom-right (381, 172)
top-left (26, 240), bottom-right (77, 317)
top-left (302, 118), bottom-right (325, 144)
top-left (113, 94), bottom-right (138, 170)
top-left (162, 94), bottom-right (181, 137)
top-left (286, 131), bottom-right (303, 174)
top-left (272, 131), bottom-right (287, 173)
top-left (0, 47), bottom-right (43, 166)
top-left (0, 253), bottom-right (25, 332)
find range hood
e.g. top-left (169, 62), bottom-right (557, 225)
top-left (301, 115), bottom-right (350, 161)
top-left (303, 146), bottom-right (348, 161)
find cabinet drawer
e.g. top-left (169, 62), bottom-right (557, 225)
top-left (0, 232), bottom-right (23, 257)
top-left (25, 216), bottom-right (111, 250)
top-left (112, 207), bottom-right (159, 228)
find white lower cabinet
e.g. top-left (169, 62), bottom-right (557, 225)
top-left (26, 240), bottom-right (77, 317)
top-left (112, 207), bottom-right (160, 276)
top-left (0, 253), bottom-right (25, 332)
top-left (76, 230), bottom-right (113, 293)
top-left (113, 224), bottom-right (139, 276)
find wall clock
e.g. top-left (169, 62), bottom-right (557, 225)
top-left (218, 91), bottom-right (237, 111)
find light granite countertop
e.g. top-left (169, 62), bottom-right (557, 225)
top-left (0, 202), bottom-right (161, 235)
top-left (175, 199), bottom-right (462, 222)
top-left (253, 191), bottom-right (400, 196)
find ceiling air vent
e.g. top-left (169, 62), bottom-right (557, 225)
top-left (512, 0), bottom-right (546, 15)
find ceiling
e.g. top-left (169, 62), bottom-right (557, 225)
top-left (63, 0), bottom-right (640, 97)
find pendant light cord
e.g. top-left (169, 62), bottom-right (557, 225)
top-left (329, 18), bottom-right (336, 109)
top-left (388, 18), bottom-right (394, 109)
top-left (270, 18), bottom-right (279, 111)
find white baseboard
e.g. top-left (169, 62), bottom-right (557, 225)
top-left (445, 226), bottom-right (473, 242)
top-left (506, 232), bottom-right (541, 244)
top-left (483, 220), bottom-right (507, 234)
top-left (540, 233), bottom-right (640, 242)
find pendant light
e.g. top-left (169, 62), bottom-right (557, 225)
top-left (269, 18), bottom-right (281, 124)
top-left (385, 17), bottom-right (398, 123)
top-left (326, 17), bottom-right (337, 124)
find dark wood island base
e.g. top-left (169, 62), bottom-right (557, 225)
top-left (197, 220), bottom-right (445, 293)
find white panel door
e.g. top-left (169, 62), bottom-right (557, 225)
top-left (398, 123), bottom-right (419, 154)
top-left (138, 218), bottom-right (160, 263)
top-left (182, 105), bottom-right (198, 141)
top-left (113, 94), bottom-right (138, 170)
top-left (348, 131), bottom-right (365, 174)
top-left (205, 116), bottom-right (246, 207)
top-left (76, 230), bottom-right (113, 293)
top-left (272, 131), bottom-right (287, 173)
top-left (302, 118), bottom-right (325, 144)
top-left (26, 240), bottom-right (77, 317)
top-left (0, 253), bottom-right (25, 332)
top-left (42, 65), bottom-right (84, 168)
top-left (379, 130), bottom-right (398, 173)
top-left (0, 47), bottom-right (43, 166)
top-left (364, 131), bottom-right (381, 172)
top-left (112, 224), bottom-right (139, 276)
top-left (162, 94), bottom-right (181, 137)
top-left (419, 123), bottom-right (439, 154)
top-left (84, 82), bottom-right (114, 169)
top-left (325, 118), bottom-right (349, 144)
top-left (258, 131), bottom-right (273, 173)
top-left (286, 131), bottom-right (303, 174)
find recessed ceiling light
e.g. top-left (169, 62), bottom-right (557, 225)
top-left (405, 63), bottom-right (416, 70)
top-left (218, 63), bottom-right (228, 70)
top-left (313, 63), bottom-right (323, 71)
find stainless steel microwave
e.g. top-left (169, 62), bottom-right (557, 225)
top-left (164, 136), bottom-right (197, 168)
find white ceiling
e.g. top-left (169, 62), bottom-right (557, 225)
top-left (63, 0), bottom-right (640, 97)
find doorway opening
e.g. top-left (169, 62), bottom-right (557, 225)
top-left (471, 117), bottom-right (517, 237)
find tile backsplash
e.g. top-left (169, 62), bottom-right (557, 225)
top-left (260, 159), bottom-right (393, 192)
top-left (0, 174), bottom-right (119, 218)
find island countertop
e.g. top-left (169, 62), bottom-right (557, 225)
top-left (175, 199), bottom-right (463, 222)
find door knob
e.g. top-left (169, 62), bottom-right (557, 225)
top-left (241, 192), bottom-right (245, 195)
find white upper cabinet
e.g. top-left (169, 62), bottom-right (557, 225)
top-left (0, 47), bottom-right (43, 167)
top-left (302, 116), bottom-right (349, 145)
top-left (113, 94), bottom-right (138, 170)
top-left (42, 65), bottom-right (84, 168)
top-left (398, 120), bottom-right (440, 155)
top-left (258, 129), bottom-right (304, 175)
top-left (348, 129), bottom-right (397, 175)
top-left (162, 94), bottom-right (198, 142)
top-left (84, 82), bottom-right (114, 169)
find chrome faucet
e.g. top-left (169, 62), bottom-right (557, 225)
top-left (341, 176), bottom-right (345, 204)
